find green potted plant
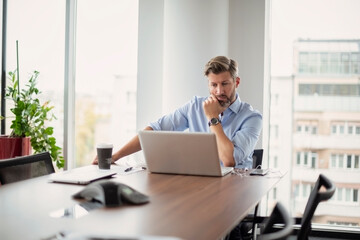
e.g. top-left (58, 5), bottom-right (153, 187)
top-left (0, 42), bottom-right (64, 169)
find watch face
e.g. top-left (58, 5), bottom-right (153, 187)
top-left (209, 117), bottom-right (220, 126)
top-left (211, 118), bottom-right (219, 124)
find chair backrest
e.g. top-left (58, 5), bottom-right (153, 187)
top-left (0, 152), bottom-right (55, 185)
top-left (298, 174), bottom-right (336, 240)
top-left (258, 202), bottom-right (294, 240)
top-left (252, 149), bottom-right (264, 169)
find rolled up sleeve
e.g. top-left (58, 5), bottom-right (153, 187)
top-left (232, 113), bottom-right (263, 169)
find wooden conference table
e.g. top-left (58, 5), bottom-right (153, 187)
top-left (0, 167), bottom-right (283, 240)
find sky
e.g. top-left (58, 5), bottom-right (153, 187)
top-left (271, 0), bottom-right (360, 76)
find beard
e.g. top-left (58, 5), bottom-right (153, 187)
top-left (218, 97), bottom-right (231, 107)
top-left (216, 91), bottom-right (236, 108)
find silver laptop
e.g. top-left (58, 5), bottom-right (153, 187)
top-left (138, 130), bottom-right (233, 177)
top-left (48, 165), bottom-right (117, 185)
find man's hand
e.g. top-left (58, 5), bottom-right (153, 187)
top-left (92, 155), bottom-right (116, 165)
top-left (92, 156), bottom-right (99, 165)
top-left (203, 94), bottom-right (228, 119)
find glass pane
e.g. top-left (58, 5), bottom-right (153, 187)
top-left (339, 155), bottom-right (344, 168)
top-left (312, 126), bottom-right (317, 135)
top-left (302, 184), bottom-right (308, 198)
top-left (355, 155), bottom-right (359, 169)
top-left (6, 0), bottom-right (65, 169)
top-left (345, 189), bottom-right (351, 202)
top-left (297, 152), bottom-right (301, 165)
top-left (338, 188), bottom-right (343, 201)
top-left (294, 184), bottom-right (299, 197)
top-left (331, 154), bottom-right (336, 168)
top-left (347, 155), bottom-right (352, 168)
top-left (331, 125), bottom-right (337, 134)
top-left (269, 0), bottom-right (360, 229)
top-left (75, 0), bottom-right (138, 167)
top-left (354, 189), bottom-right (358, 202)
top-left (339, 125), bottom-right (345, 134)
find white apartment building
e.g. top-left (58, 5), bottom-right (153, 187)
top-left (270, 39), bottom-right (360, 226)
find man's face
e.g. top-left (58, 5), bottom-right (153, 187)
top-left (207, 71), bottom-right (240, 107)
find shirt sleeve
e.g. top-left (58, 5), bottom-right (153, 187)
top-left (232, 113), bottom-right (263, 169)
top-left (149, 98), bottom-right (194, 131)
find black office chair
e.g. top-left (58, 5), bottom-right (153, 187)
top-left (248, 149), bottom-right (264, 237)
top-left (257, 202), bottom-right (293, 240)
top-left (0, 152), bottom-right (55, 185)
top-left (252, 149), bottom-right (264, 170)
top-left (293, 174), bottom-right (335, 240)
top-left (255, 174), bottom-right (335, 240)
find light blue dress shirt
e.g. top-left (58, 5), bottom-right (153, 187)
top-left (149, 95), bottom-right (263, 169)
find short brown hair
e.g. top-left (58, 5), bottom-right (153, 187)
top-left (204, 56), bottom-right (238, 80)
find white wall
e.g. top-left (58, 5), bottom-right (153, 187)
top-left (137, 0), bottom-right (266, 149)
top-left (229, 0), bottom-right (265, 116)
top-left (162, 0), bottom-right (229, 113)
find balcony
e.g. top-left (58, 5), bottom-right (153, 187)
top-left (294, 96), bottom-right (360, 112)
top-left (293, 134), bottom-right (360, 150)
top-left (292, 168), bottom-right (360, 184)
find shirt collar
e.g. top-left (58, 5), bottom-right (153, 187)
top-left (227, 94), bottom-right (241, 114)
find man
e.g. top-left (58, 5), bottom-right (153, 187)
top-left (93, 56), bottom-right (262, 169)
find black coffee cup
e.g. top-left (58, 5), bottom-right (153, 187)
top-left (97, 143), bottom-right (113, 169)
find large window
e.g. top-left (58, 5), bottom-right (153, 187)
top-left (3, 0), bottom-right (138, 169)
top-left (6, 0), bottom-right (65, 162)
top-left (270, 0), bottom-right (360, 228)
top-left (75, 0), bottom-right (138, 166)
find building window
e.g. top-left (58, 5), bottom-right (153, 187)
top-left (269, 0), bottom-right (360, 230)
top-left (296, 151), bottom-right (318, 168)
top-left (297, 152), bottom-right (301, 165)
top-left (337, 188), bottom-right (343, 201)
top-left (351, 53), bottom-right (360, 74)
top-left (345, 189), bottom-right (351, 202)
top-left (356, 126), bottom-right (360, 135)
top-left (334, 187), bottom-right (358, 204)
top-left (312, 126), bottom-right (317, 135)
top-left (294, 184), bottom-right (300, 198)
top-left (299, 84), bottom-right (360, 96)
top-left (298, 51), bottom-right (360, 76)
top-left (354, 189), bottom-right (359, 202)
top-left (74, 0), bottom-right (139, 166)
top-left (331, 154), bottom-right (337, 168)
top-left (347, 155), bottom-right (352, 168)
top-left (297, 125), bottom-right (302, 132)
top-left (339, 154), bottom-right (344, 168)
top-left (331, 125), bottom-right (337, 134)
top-left (302, 184), bottom-right (310, 198)
top-left (339, 125), bottom-right (345, 134)
top-left (311, 152), bottom-right (317, 168)
top-left (331, 153), bottom-right (360, 170)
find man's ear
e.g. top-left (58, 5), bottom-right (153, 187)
top-left (235, 77), bottom-right (240, 88)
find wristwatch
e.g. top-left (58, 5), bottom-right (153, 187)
top-left (208, 117), bottom-right (221, 127)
